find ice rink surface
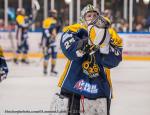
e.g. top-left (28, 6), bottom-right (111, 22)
top-left (0, 59), bottom-right (150, 115)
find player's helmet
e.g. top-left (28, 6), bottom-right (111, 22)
top-left (102, 9), bottom-right (112, 23)
top-left (49, 9), bottom-right (57, 18)
top-left (80, 4), bottom-right (100, 23)
top-left (17, 8), bottom-right (25, 15)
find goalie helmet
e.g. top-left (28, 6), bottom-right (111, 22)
top-left (80, 4), bottom-right (100, 23)
top-left (80, 5), bottom-right (110, 54)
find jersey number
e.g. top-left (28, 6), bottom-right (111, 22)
top-left (64, 37), bottom-right (75, 50)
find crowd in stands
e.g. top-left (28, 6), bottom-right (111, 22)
top-left (0, 9), bottom-right (150, 33)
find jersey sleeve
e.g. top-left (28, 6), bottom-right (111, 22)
top-left (60, 32), bottom-right (85, 61)
top-left (16, 15), bottom-right (33, 28)
top-left (100, 28), bottom-right (123, 68)
top-left (101, 45), bottom-right (122, 68)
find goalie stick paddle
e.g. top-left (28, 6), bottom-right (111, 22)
top-left (88, 26), bottom-right (107, 55)
top-left (87, 14), bottom-right (112, 55)
top-left (88, 25), bottom-right (107, 46)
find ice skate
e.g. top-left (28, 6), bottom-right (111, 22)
top-left (43, 68), bottom-right (48, 75)
top-left (21, 59), bottom-right (29, 64)
top-left (50, 70), bottom-right (58, 76)
top-left (13, 58), bottom-right (19, 64)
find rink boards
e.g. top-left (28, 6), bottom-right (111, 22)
top-left (0, 32), bottom-right (150, 60)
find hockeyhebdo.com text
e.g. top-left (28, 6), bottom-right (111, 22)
top-left (5, 109), bottom-right (69, 114)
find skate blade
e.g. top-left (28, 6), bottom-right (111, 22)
top-left (50, 72), bottom-right (58, 77)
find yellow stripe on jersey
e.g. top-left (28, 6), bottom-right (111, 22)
top-left (105, 68), bottom-right (112, 87)
top-left (16, 15), bottom-right (25, 25)
top-left (58, 60), bottom-right (71, 87)
top-left (105, 68), bottom-right (114, 98)
top-left (0, 46), bottom-right (4, 57)
top-left (109, 28), bottom-right (123, 47)
top-left (63, 23), bottom-right (87, 33)
top-left (42, 17), bottom-right (57, 29)
top-left (89, 27), bottom-right (96, 44)
top-left (103, 16), bottom-right (111, 24)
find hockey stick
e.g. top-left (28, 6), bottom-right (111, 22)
top-left (32, 0), bottom-right (40, 20)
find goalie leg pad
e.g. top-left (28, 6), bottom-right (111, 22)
top-left (50, 94), bottom-right (68, 115)
top-left (50, 93), bottom-right (110, 115)
top-left (81, 98), bottom-right (109, 115)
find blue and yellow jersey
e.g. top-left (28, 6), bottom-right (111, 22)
top-left (104, 16), bottom-right (123, 47)
top-left (16, 15), bottom-right (28, 28)
top-left (16, 15), bottom-right (25, 26)
top-left (16, 14), bottom-right (34, 41)
top-left (63, 23), bottom-right (87, 32)
top-left (109, 28), bottom-right (122, 47)
top-left (58, 23), bottom-right (122, 99)
top-left (42, 17), bottom-right (57, 29)
top-left (42, 17), bottom-right (57, 38)
top-left (16, 15), bottom-right (33, 28)
top-left (41, 17), bottom-right (57, 47)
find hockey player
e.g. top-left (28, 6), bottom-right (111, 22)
top-left (14, 8), bottom-right (34, 64)
top-left (0, 46), bottom-right (8, 82)
top-left (40, 9), bottom-right (58, 75)
top-left (57, 4), bottom-right (122, 115)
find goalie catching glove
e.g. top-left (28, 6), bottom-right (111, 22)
top-left (76, 38), bottom-right (98, 57)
